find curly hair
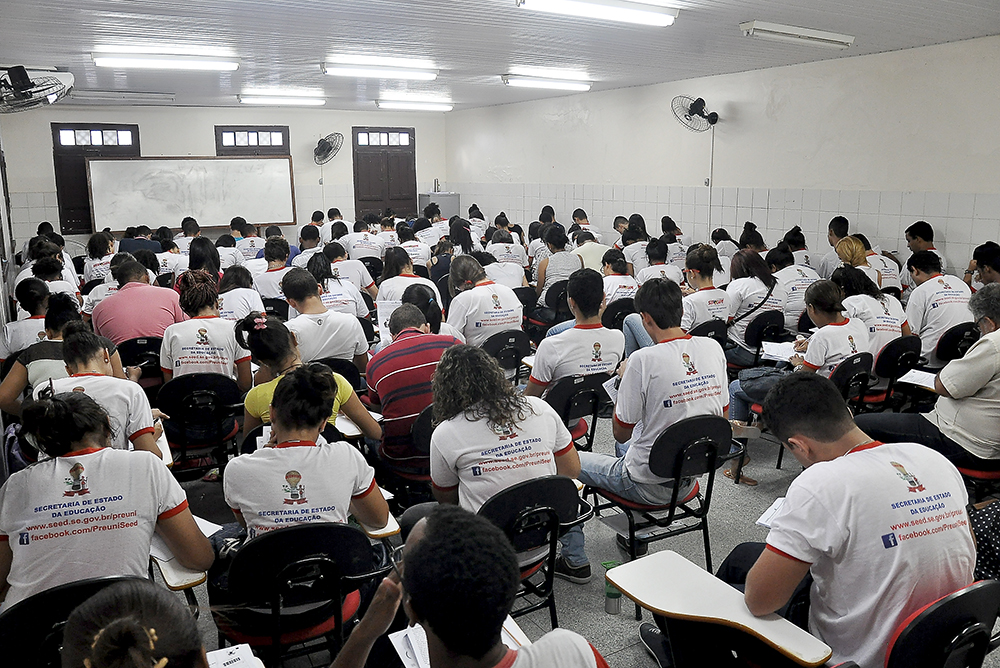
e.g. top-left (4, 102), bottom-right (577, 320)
top-left (432, 345), bottom-right (531, 430)
top-left (177, 269), bottom-right (219, 316)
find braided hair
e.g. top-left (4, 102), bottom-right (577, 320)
top-left (176, 269), bottom-right (218, 316)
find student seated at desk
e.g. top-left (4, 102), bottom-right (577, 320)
top-left (601, 249), bottom-right (641, 304)
top-left (905, 250), bottom-right (972, 369)
top-left (476, 250), bottom-right (529, 289)
top-left (446, 256), bottom-right (524, 348)
top-left (728, 374), bottom-right (974, 668)
top-left (0, 278), bottom-right (48, 364)
top-left (767, 243), bottom-right (820, 331)
top-left (680, 244), bottom-right (729, 332)
top-left (236, 312), bottom-right (379, 445)
top-left (282, 268), bottom-right (369, 368)
top-left (300, 253), bottom-right (369, 318)
top-left (31, 256), bottom-right (81, 307)
top-left (331, 506), bottom-right (609, 668)
top-left (218, 266), bottom-right (266, 322)
top-left (83, 231), bottom-right (115, 283)
top-left (174, 237), bottom-right (222, 290)
top-left (325, 241), bottom-right (378, 298)
top-left (836, 235), bottom-right (881, 288)
top-left (291, 223), bottom-right (324, 269)
top-left (0, 391), bottom-right (213, 609)
top-left (214, 234), bottom-right (244, 270)
top-left (378, 247), bottom-right (442, 304)
top-left (250, 236), bottom-right (292, 299)
top-left (634, 237), bottom-right (683, 286)
top-left (397, 223), bottom-right (432, 268)
top-left (725, 250), bottom-right (788, 367)
top-left (831, 266), bottom-right (909, 357)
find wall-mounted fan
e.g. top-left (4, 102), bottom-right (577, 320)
top-left (671, 96), bottom-right (719, 133)
top-left (0, 66), bottom-right (73, 113)
top-left (314, 132), bottom-right (344, 165)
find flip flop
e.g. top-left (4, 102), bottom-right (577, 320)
top-left (724, 468), bottom-right (758, 486)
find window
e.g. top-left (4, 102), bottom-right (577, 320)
top-left (356, 130), bottom-right (409, 147)
top-left (215, 126), bottom-right (289, 156)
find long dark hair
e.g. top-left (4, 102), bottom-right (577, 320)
top-left (188, 236), bottom-right (221, 274)
top-left (449, 220), bottom-right (475, 254)
top-left (381, 247), bottom-right (413, 281)
top-left (402, 283), bottom-right (442, 333)
top-left (22, 389), bottom-right (112, 457)
top-left (831, 265), bottom-right (884, 301)
top-left (729, 249), bottom-right (776, 288)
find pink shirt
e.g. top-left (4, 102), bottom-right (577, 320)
top-left (92, 281), bottom-right (188, 345)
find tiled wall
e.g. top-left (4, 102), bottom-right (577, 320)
top-left (8, 192), bottom-right (61, 246)
top-left (450, 182), bottom-right (1000, 275)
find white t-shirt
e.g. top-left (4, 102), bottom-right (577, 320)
top-left (726, 277), bottom-right (788, 351)
top-left (430, 396), bottom-right (573, 513)
top-left (446, 281), bottom-right (524, 348)
top-left (378, 274), bottom-right (441, 305)
top-left (242, 258), bottom-right (268, 278)
top-left (156, 252), bottom-right (189, 276)
top-left (843, 294), bottom-right (907, 357)
top-left (290, 246), bottom-right (324, 269)
top-left (235, 237), bottom-right (265, 261)
top-left (615, 335), bottom-right (728, 484)
top-left (415, 226), bottom-right (443, 247)
top-left (400, 240), bottom-right (432, 267)
top-left (331, 259), bottom-right (376, 291)
top-left (0, 447), bottom-right (188, 608)
top-left (681, 288), bottom-right (729, 332)
top-left (252, 266), bottom-right (293, 299)
top-left (485, 262), bottom-right (526, 289)
top-left (623, 242), bottom-right (650, 274)
top-left (297, 223), bottom-right (332, 247)
top-left (486, 243), bottom-right (529, 268)
top-left (774, 264), bottom-right (821, 330)
top-left (219, 287), bottom-right (266, 322)
top-left (635, 264), bottom-right (683, 286)
top-left (792, 249), bottom-right (814, 269)
top-left (342, 232), bottom-right (386, 260)
top-left (667, 242), bottom-right (687, 270)
top-left (868, 253), bottom-right (902, 291)
top-left (905, 274), bottom-right (973, 368)
top-left (160, 316), bottom-right (251, 380)
top-left (528, 238), bottom-right (548, 263)
top-left (174, 235), bottom-right (195, 255)
top-left (83, 254), bottom-right (115, 283)
top-left (766, 442), bottom-right (975, 668)
top-left (317, 278), bottom-right (368, 318)
top-left (377, 230), bottom-right (399, 250)
top-left (901, 248), bottom-right (948, 296)
top-left (37, 374), bottom-right (154, 451)
top-left (573, 242), bottom-right (612, 272)
top-left (529, 324), bottom-right (625, 394)
top-left (926, 329), bottom-right (1000, 459)
top-left (217, 247), bottom-right (244, 270)
top-left (603, 275), bottom-right (639, 303)
top-left (801, 317), bottom-right (871, 378)
top-left (224, 440), bottom-right (377, 539)
top-left (82, 282), bottom-right (118, 316)
top-left (284, 310), bottom-right (368, 363)
top-left (0, 316), bottom-right (47, 361)
top-left (817, 247), bottom-right (841, 279)
top-left (14, 262), bottom-right (77, 293)
top-left (504, 628), bottom-right (604, 668)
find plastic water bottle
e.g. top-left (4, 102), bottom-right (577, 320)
top-left (602, 560), bottom-right (622, 614)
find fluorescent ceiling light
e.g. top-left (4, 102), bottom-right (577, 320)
top-left (94, 45), bottom-right (235, 57)
top-left (379, 91), bottom-right (452, 104)
top-left (515, 0), bottom-right (677, 27)
top-left (502, 75), bottom-right (591, 92)
top-left (376, 100), bottom-right (453, 112)
top-left (327, 55), bottom-right (436, 70)
top-left (242, 87), bottom-right (325, 98)
top-left (70, 90), bottom-right (176, 103)
top-left (322, 63), bottom-right (437, 81)
top-left (239, 95), bottom-right (326, 106)
top-left (509, 66), bottom-right (590, 81)
top-left (739, 21), bottom-right (854, 49)
top-left (93, 54), bottom-right (239, 71)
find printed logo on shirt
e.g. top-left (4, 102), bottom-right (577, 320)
top-left (796, 268), bottom-right (807, 278)
top-left (682, 353), bottom-right (698, 376)
top-left (64, 463), bottom-right (90, 497)
top-left (283, 470), bottom-right (307, 505)
top-left (196, 328), bottom-right (209, 345)
top-left (881, 532), bottom-right (898, 549)
top-left (848, 335), bottom-right (858, 353)
top-left (492, 424), bottom-right (519, 441)
top-left (36, 330), bottom-right (45, 341)
top-left (592, 343), bottom-right (603, 362)
top-left (892, 461), bottom-right (926, 493)
top-left (472, 466), bottom-right (482, 477)
top-left (18, 532), bottom-right (29, 545)
top-left (332, 266), bottom-right (341, 278)
top-left (492, 294), bottom-right (502, 310)
top-left (72, 386), bottom-right (86, 393)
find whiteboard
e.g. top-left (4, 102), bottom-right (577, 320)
top-left (87, 156), bottom-right (295, 232)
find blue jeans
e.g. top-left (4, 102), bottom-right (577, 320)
top-left (728, 379), bottom-right (755, 422)
top-left (558, 451), bottom-right (694, 567)
top-left (725, 341), bottom-right (757, 366)
top-left (623, 313), bottom-right (654, 356)
top-left (545, 319), bottom-right (575, 338)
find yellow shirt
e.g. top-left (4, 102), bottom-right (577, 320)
top-left (244, 371), bottom-right (353, 426)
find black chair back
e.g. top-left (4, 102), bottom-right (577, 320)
top-left (413, 264), bottom-right (430, 279)
top-left (357, 316), bottom-right (376, 346)
top-left (156, 373), bottom-right (243, 446)
top-left (361, 290), bottom-right (376, 318)
top-left (797, 309), bottom-right (813, 333)
top-left (0, 576), bottom-right (145, 667)
top-left (154, 272), bottom-right (175, 288)
top-left (882, 286), bottom-right (903, 301)
top-left (360, 256), bottom-right (383, 283)
top-left (828, 352), bottom-right (874, 403)
top-left (743, 310), bottom-right (785, 350)
top-left (481, 329), bottom-right (532, 371)
top-left (478, 476), bottom-right (583, 554)
top-left (886, 580), bottom-right (1000, 668)
top-left (410, 405), bottom-right (434, 455)
top-left (81, 278), bottom-right (103, 296)
top-left (688, 319), bottom-right (727, 346)
top-left (262, 298), bottom-right (289, 321)
top-left (117, 336), bottom-right (163, 372)
top-left (874, 335), bottom-right (922, 379)
top-left (544, 280), bottom-right (572, 322)
top-left (648, 415), bottom-right (733, 481)
top-left (513, 286), bottom-right (538, 312)
top-left (72, 255), bottom-right (85, 276)
top-left (544, 373), bottom-right (611, 427)
top-left (936, 322), bottom-right (980, 363)
top-left (602, 298), bottom-right (635, 331)
top-left (315, 357), bottom-right (364, 393)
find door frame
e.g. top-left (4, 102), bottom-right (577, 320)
top-left (351, 127), bottom-right (416, 221)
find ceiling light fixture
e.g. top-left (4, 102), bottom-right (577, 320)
top-left (322, 63), bottom-right (437, 81)
top-left (238, 95), bottom-right (326, 106)
top-left (376, 100), bottom-right (453, 112)
top-left (69, 90), bottom-right (177, 103)
top-left (739, 21), bottom-right (854, 49)
top-left (502, 75), bottom-right (592, 92)
top-left (327, 55), bottom-right (436, 70)
top-left (242, 87), bottom-right (325, 98)
top-left (509, 66), bottom-right (591, 81)
top-left (514, 0), bottom-right (677, 27)
top-left (93, 54), bottom-right (239, 71)
top-left (379, 91), bottom-right (453, 104)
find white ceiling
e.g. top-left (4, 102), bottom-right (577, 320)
top-left (3, 0), bottom-right (1000, 111)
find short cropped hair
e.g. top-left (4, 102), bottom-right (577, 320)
top-left (271, 365), bottom-right (338, 430)
top-left (389, 303), bottom-right (427, 336)
top-left (300, 225), bottom-right (320, 243)
top-left (906, 250), bottom-right (942, 275)
top-left (761, 374), bottom-right (856, 444)
top-left (633, 278), bottom-right (683, 329)
top-left (328, 207), bottom-right (341, 219)
top-left (263, 237), bottom-right (290, 263)
top-left (281, 268), bottom-right (320, 302)
top-left (567, 268), bottom-right (604, 317)
top-left (115, 260), bottom-right (148, 285)
top-left (828, 216), bottom-right (849, 239)
top-left (311, 210), bottom-right (324, 223)
top-left (906, 220), bottom-right (934, 243)
top-left (181, 217), bottom-right (199, 236)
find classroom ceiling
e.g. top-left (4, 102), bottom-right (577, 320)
top-left (2, 0), bottom-right (1000, 111)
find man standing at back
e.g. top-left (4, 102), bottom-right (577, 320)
top-left (905, 250), bottom-right (972, 368)
top-left (92, 260), bottom-right (187, 344)
top-left (899, 220), bottom-right (948, 299)
top-left (732, 373), bottom-right (974, 668)
top-left (817, 215), bottom-right (849, 279)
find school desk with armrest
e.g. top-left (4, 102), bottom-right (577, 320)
top-left (606, 550), bottom-right (832, 668)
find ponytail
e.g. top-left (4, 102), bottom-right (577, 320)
top-left (235, 312), bottom-right (294, 367)
top-left (402, 284), bottom-right (442, 333)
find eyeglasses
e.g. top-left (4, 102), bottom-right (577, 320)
top-left (976, 316), bottom-right (993, 332)
top-left (390, 544), bottom-right (405, 580)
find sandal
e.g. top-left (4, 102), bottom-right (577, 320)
top-left (724, 468), bottom-right (758, 486)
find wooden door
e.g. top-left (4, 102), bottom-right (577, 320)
top-left (352, 127), bottom-right (416, 221)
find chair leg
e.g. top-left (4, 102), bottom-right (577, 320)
top-left (702, 519), bottom-right (712, 573)
top-left (776, 440), bottom-right (784, 469)
top-left (548, 592), bottom-right (559, 629)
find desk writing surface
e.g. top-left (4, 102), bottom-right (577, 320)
top-left (335, 411), bottom-right (383, 439)
top-left (606, 551), bottom-right (831, 667)
top-left (359, 512), bottom-right (400, 539)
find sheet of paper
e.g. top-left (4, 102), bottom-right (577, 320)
top-left (149, 534), bottom-right (172, 561)
top-left (756, 497), bottom-right (786, 529)
top-left (522, 354), bottom-right (535, 368)
top-left (405, 626), bottom-right (432, 668)
top-left (897, 369), bottom-right (937, 391)
top-left (206, 644), bottom-right (259, 668)
top-left (388, 629), bottom-right (422, 668)
top-left (258, 425), bottom-right (272, 450)
top-left (761, 341), bottom-right (797, 362)
top-left (379, 486), bottom-right (394, 501)
top-left (377, 300), bottom-right (403, 334)
top-left (194, 515), bottom-right (222, 537)
top-left (602, 376), bottom-right (619, 403)
top-left (502, 615), bottom-right (532, 648)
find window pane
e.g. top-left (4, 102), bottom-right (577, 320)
top-left (222, 131), bottom-right (235, 147)
top-left (380, 133), bottom-right (389, 145)
top-left (388, 132), bottom-right (399, 146)
top-left (103, 130), bottom-right (118, 146)
top-left (59, 129), bottom-right (75, 146)
top-left (258, 132), bottom-right (271, 146)
top-left (90, 130), bottom-right (103, 146)
top-left (75, 130), bottom-right (91, 145)
top-left (271, 132), bottom-right (283, 146)
top-left (400, 132), bottom-right (410, 146)
top-left (235, 131), bottom-right (249, 146)
top-left (117, 130), bottom-right (133, 146)
top-left (357, 132), bottom-right (369, 146)
top-left (248, 132), bottom-right (258, 146)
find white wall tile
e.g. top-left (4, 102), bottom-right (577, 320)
top-left (783, 209), bottom-right (802, 229)
top-left (839, 190), bottom-right (860, 214)
top-left (753, 188), bottom-right (769, 209)
top-left (879, 191), bottom-right (902, 215)
top-left (802, 190), bottom-right (821, 211)
top-left (694, 205), bottom-right (709, 224)
top-left (819, 189), bottom-right (839, 212)
top-left (695, 187), bottom-right (710, 206)
top-left (975, 194), bottom-right (1000, 219)
top-left (26, 192), bottom-right (44, 208)
top-left (853, 213), bottom-right (878, 236)
top-left (682, 204), bottom-right (696, 223)
top-left (737, 187), bottom-right (753, 208)
top-left (924, 192), bottom-right (949, 218)
top-left (948, 193), bottom-right (975, 219)
top-left (900, 192), bottom-right (925, 217)
top-left (722, 187), bottom-right (737, 208)
top-left (784, 189), bottom-right (802, 210)
top-left (972, 218), bottom-right (1000, 243)
top-left (944, 217), bottom-right (973, 244)
top-left (858, 191), bottom-right (880, 215)
top-left (768, 189), bottom-right (786, 210)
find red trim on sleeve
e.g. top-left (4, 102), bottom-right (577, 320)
top-left (157, 499), bottom-right (189, 521)
top-left (129, 427), bottom-right (155, 442)
top-left (765, 544), bottom-right (811, 564)
top-left (352, 478), bottom-right (379, 500)
top-left (613, 414), bottom-right (636, 429)
top-left (432, 482), bottom-right (459, 492)
top-left (554, 442), bottom-right (575, 457)
top-left (230, 507), bottom-right (243, 516)
top-left (527, 375), bottom-right (549, 387)
top-left (235, 355), bottom-right (252, 364)
top-left (591, 644), bottom-right (611, 668)
top-left (0, 535), bottom-right (8, 542)
top-left (160, 367), bottom-right (172, 374)
top-left (801, 361), bottom-right (821, 370)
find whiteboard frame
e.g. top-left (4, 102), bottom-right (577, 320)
top-left (85, 155), bottom-right (297, 231)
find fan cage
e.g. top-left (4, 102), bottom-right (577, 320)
top-left (0, 75), bottom-right (68, 113)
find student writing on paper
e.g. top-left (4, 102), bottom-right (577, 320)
top-left (378, 247), bottom-right (442, 304)
top-left (282, 268), bottom-right (369, 368)
top-left (856, 283), bottom-right (1000, 470)
top-left (325, 241), bottom-right (378, 298)
top-left (331, 506), bottom-right (609, 668)
top-left (445, 256), bottom-right (523, 348)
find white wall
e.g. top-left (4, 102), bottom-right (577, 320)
top-left (0, 106), bottom-right (448, 247)
top-left (446, 35), bottom-right (1000, 273)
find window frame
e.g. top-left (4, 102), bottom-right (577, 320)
top-left (215, 125), bottom-right (290, 156)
